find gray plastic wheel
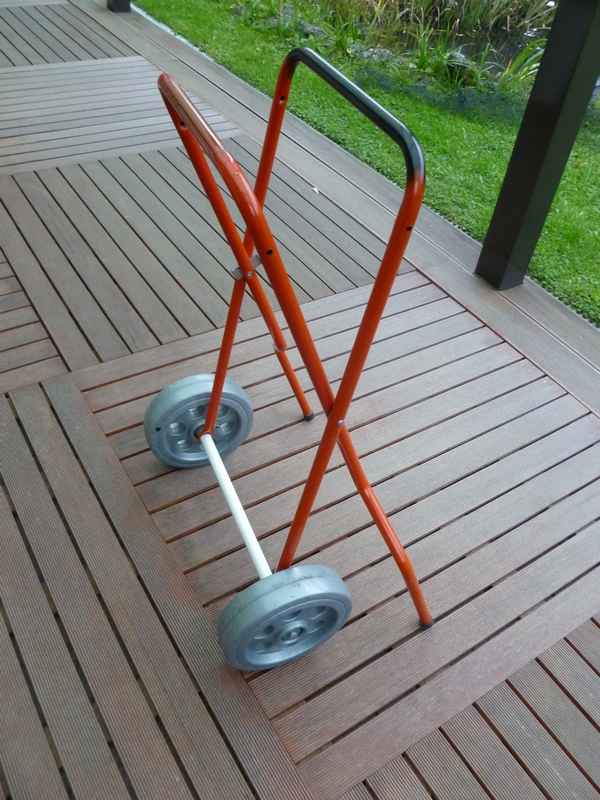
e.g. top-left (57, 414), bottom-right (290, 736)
top-left (217, 565), bottom-right (352, 671)
top-left (144, 374), bottom-right (253, 468)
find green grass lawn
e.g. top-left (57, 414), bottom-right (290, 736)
top-left (136, 0), bottom-right (600, 326)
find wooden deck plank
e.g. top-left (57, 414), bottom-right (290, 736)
top-left (80, 158), bottom-right (218, 332)
top-left (539, 639), bottom-right (600, 727)
top-left (509, 661), bottom-right (600, 785)
top-left (228, 138), bottom-right (378, 283)
top-left (0, 53), bottom-right (145, 74)
top-left (92, 281), bottom-right (448, 429)
top-left (32, 2), bottom-right (133, 61)
top-left (477, 682), bottom-right (598, 800)
top-left (0, 119), bottom-right (174, 163)
top-left (0, 306), bottom-right (38, 332)
top-left (171, 391), bottom-right (586, 567)
top-left (3, 5), bottom-right (78, 60)
top-left (299, 564), bottom-right (600, 798)
top-left (0, 76), bottom-right (159, 106)
top-left (567, 620), bottom-right (600, 672)
top-left (251, 442), bottom-right (600, 717)
top-left (274, 509), bottom-right (600, 761)
top-left (329, 430), bottom-right (600, 622)
top-left (12, 383), bottom-right (253, 800)
top-left (0, 112), bottom-right (224, 151)
top-left (60, 2), bottom-right (133, 54)
top-left (1, 106), bottom-right (173, 139)
top-left (443, 707), bottom-right (546, 800)
top-left (95, 292), bottom-right (460, 436)
top-left (22, 5), bottom-right (98, 60)
top-left (0, 254), bottom-right (65, 392)
top-left (339, 787), bottom-right (374, 800)
top-left (0, 76), bottom-right (158, 104)
top-left (0, 320), bottom-right (46, 350)
top-left (112, 306), bottom-right (479, 479)
top-left (0, 409), bottom-right (130, 800)
top-left (86, 270), bottom-right (428, 411)
top-left (0, 196), bottom-right (97, 368)
top-left (406, 730), bottom-right (488, 800)
top-left (0, 8), bottom-right (46, 63)
top-left (0, 85), bottom-right (160, 116)
top-left (47, 2), bottom-right (131, 57)
top-left (36, 166), bottom-right (185, 344)
top-left (0, 174), bottom-right (128, 361)
top-left (0, 0), bottom-right (66, 6)
top-left (0, 57), bottom-right (152, 86)
top-left (0, 58), bottom-right (240, 173)
top-left (0, 611), bottom-right (68, 800)
top-left (1, 129), bottom-right (182, 173)
top-left (139, 322), bottom-right (504, 516)
top-left (190, 359), bottom-right (551, 601)
top-left (58, 161), bottom-right (210, 338)
top-left (114, 151), bottom-right (240, 320)
top-left (120, 315), bottom-right (490, 481)
top-left (367, 756), bottom-right (434, 800)
top-left (2, 6), bottom-right (70, 61)
top-left (178, 365), bottom-right (553, 560)
top-left (0, 354), bottom-right (65, 391)
top-left (170, 143), bottom-right (359, 294)
top-left (0, 276), bottom-right (21, 295)
top-left (164, 147), bottom-right (335, 299)
top-left (130, 149), bottom-right (267, 317)
top-left (0, 29), bottom-right (30, 65)
top-left (71, 270), bottom-right (416, 393)
top-left (232, 136), bottom-right (387, 263)
top-left (0, 337), bottom-right (56, 372)
top-left (0, 290), bottom-right (28, 312)
top-left (14, 170), bottom-right (158, 351)
top-left (46, 375), bottom-right (317, 800)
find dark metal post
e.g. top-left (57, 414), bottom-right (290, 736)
top-left (475, 0), bottom-right (600, 289)
top-left (107, 0), bottom-right (130, 11)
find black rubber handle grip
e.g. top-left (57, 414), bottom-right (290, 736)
top-left (285, 47), bottom-right (425, 184)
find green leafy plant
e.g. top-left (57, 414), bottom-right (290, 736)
top-left (497, 37), bottom-right (545, 91)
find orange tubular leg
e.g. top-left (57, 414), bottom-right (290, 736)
top-left (170, 118), bottom-right (312, 423)
top-left (203, 276), bottom-right (246, 435)
top-left (277, 417), bottom-right (432, 627)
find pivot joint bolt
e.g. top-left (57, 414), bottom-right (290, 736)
top-left (233, 267), bottom-right (254, 280)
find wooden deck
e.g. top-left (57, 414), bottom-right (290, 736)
top-left (1, 0), bottom-right (600, 798)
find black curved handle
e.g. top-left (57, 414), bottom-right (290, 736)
top-left (285, 47), bottom-right (425, 184)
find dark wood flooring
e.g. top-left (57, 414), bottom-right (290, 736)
top-left (0, 1), bottom-right (133, 65)
top-left (0, 135), bottom-right (392, 382)
top-left (0, 0), bottom-right (599, 798)
top-left (66, 265), bottom-right (600, 799)
top-left (0, 56), bottom-right (239, 173)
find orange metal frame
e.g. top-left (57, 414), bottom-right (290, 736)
top-left (158, 51), bottom-right (432, 627)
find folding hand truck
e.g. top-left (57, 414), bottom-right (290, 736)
top-left (145, 48), bottom-right (433, 672)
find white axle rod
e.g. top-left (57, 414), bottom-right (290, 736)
top-left (201, 434), bottom-right (273, 580)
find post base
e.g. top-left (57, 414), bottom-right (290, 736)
top-left (107, 0), bottom-right (130, 12)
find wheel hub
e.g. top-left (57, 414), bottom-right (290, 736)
top-left (233, 589), bottom-right (346, 668)
top-left (144, 374), bottom-right (253, 468)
